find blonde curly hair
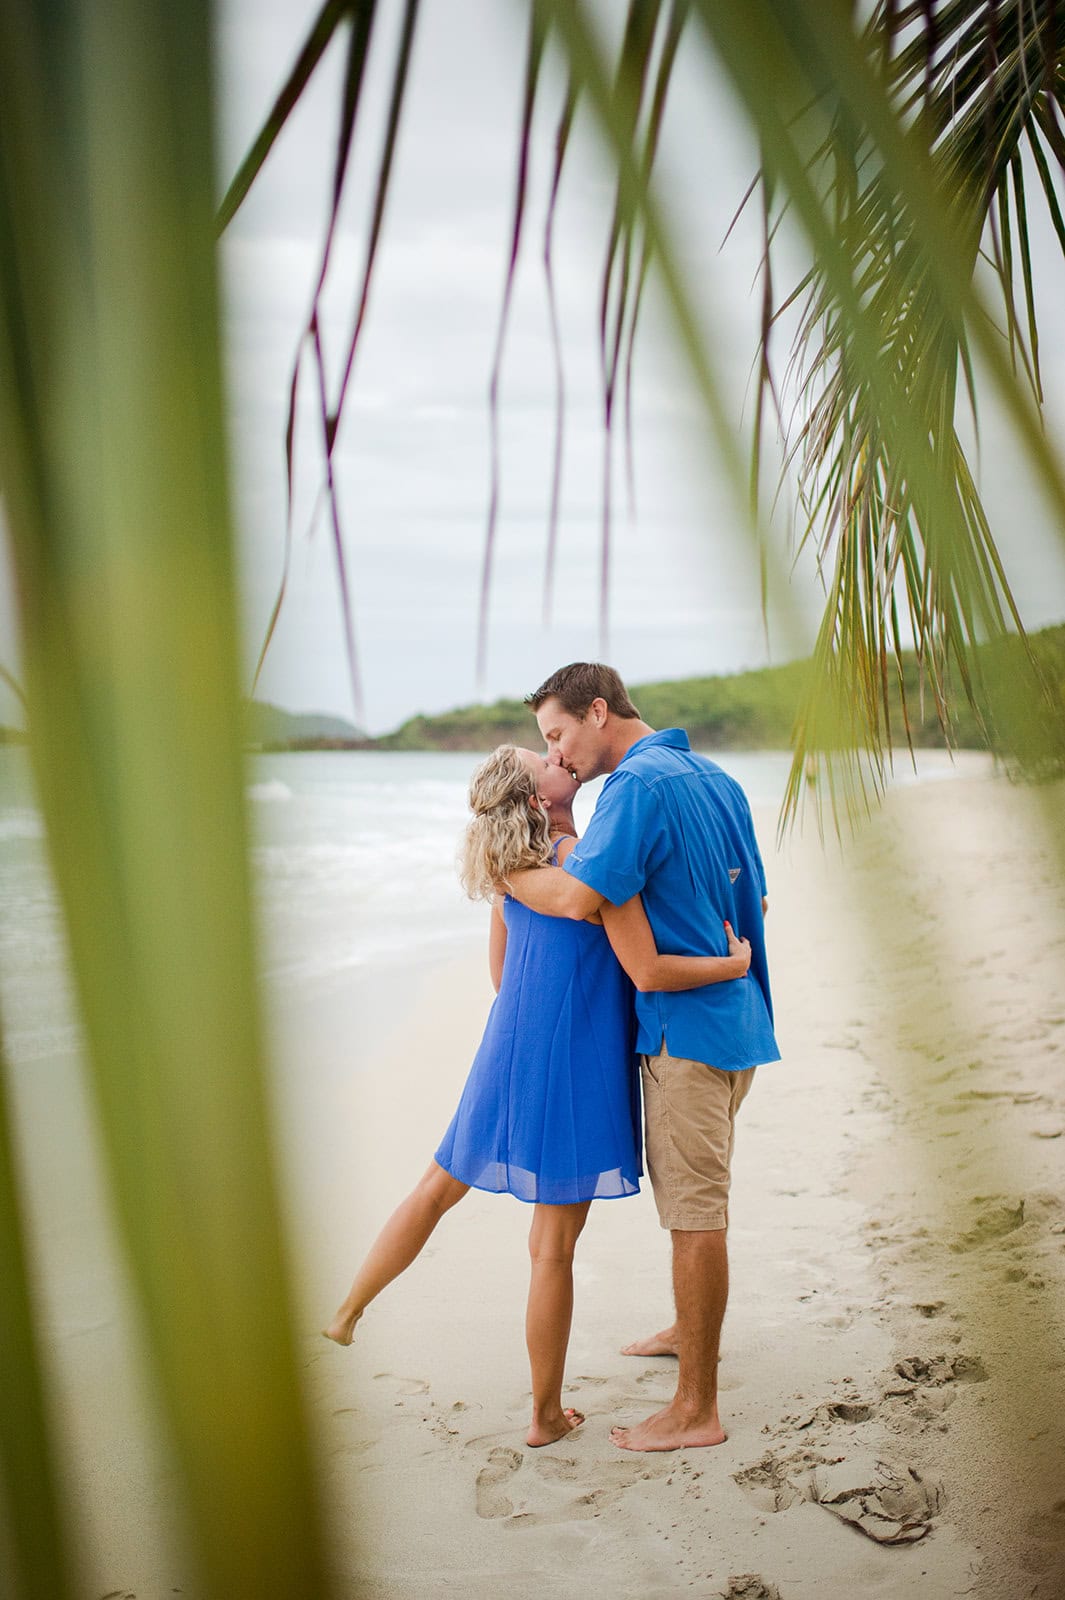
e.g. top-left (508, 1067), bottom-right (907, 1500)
top-left (459, 745), bottom-right (553, 901)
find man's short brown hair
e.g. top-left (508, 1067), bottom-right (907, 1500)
top-left (525, 663), bottom-right (640, 720)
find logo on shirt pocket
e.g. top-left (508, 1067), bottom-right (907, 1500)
top-left (728, 867), bottom-right (742, 884)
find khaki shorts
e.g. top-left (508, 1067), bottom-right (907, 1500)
top-left (641, 1044), bottom-right (756, 1231)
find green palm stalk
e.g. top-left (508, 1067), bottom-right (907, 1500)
top-left (0, 2), bottom-right (331, 1595)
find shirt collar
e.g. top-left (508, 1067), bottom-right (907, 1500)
top-left (618, 727), bottom-right (690, 766)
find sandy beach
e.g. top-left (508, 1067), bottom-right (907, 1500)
top-left (16, 759), bottom-right (1065, 1597)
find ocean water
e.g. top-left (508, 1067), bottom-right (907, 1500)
top-left (244, 749), bottom-right (803, 987)
top-left (0, 744), bottom-right (990, 1063)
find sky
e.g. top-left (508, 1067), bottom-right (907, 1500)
top-left (2, 1), bottom-right (1065, 735)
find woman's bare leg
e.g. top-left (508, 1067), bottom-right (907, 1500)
top-left (324, 1162), bottom-right (469, 1344)
top-left (525, 1200), bottom-right (591, 1446)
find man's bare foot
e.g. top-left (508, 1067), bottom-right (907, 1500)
top-left (620, 1326), bottom-right (678, 1358)
top-left (610, 1401), bottom-right (725, 1452)
top-left (322, 1310), bottom-right (362, 1346)
top-left (527, 1407), bottom-right (585, 1448)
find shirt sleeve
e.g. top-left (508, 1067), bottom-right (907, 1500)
top-left (562, 772), bottom-right (663, 905)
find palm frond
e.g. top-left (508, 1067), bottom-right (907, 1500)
top-left (541, 68), bottom-right (581, 625)
top-left (216, 0), bottom-right (362, 232)
top-left (621, 0), bottom-right (692, 515)
top-left (536, 0), bottom-right (778, 615)
top-left (710, 0), bottom-right (1065, 826)
top-left (479, 0), bottom-right (694, 667)
top-left (478, 0), bottom-right (549, 684)
top-left (0, 1015), bottom-right (72, 1600)
top-left (0, 3), bottom-right (331, 1593)
top-left (248, 1), bottom-right (379, 712)
top-left (594, 0), bottom-right (664, 654)
top-left (470, 0), bottom-right (789, 671)
top-left (238, 0), bottom-right (419, 729)
top-left (303, 0), bottom-right (420, 727)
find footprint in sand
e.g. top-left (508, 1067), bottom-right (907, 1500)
top-left (719, 1579), bottom-right (782, 1600)
top-left (733, 1448), bottom-right (829, 1513)
top-left (879, 1353), bottom-right (987, 1432)
top-left (950, 1198), bottom-right (1026, 1253)
top-left (530, 1454), bottom-right (578, 1483)
top-left (823, 1400), bottom-right (875, 1423)
top-left (893, 1353), bottom-right (987, 1385)
top-left (505, 1491), bottom-right (609, 1529)
top-left (505, 1457), bottom-right (651, 1529)
top-left (534, 1454), bottom-right (650, 1491)
top-left (372, 1372), bottom-right (430, 1396)
top-left (810, 1453), bottom-right (944, 1544)
top-left (636, 1367), bottom-right (669, 1387)
top-left (475, 1446), bottom-right (523, 1519)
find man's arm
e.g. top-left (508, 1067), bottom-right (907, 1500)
top-left (504, 864), bottom-right (604, 921)
top-left (601, 898), bottom-right (750, 993)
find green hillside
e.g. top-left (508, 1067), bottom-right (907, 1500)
top-left (244, 623), bottom-right (1065, 768)
top-left (372, 661), bottom-right (963, 753)
top-left (376, 623), bottom-right (1065, 761)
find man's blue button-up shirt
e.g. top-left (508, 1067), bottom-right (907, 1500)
top-left (564, 729), bottom-right (780, 1071)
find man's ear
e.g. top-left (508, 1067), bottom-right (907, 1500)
top-left (591, 696), bottom-right (608, 727)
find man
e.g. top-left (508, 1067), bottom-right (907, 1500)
top-left (504, 662), bottom-right (779, 1453)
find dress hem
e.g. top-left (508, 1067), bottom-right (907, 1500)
top-left (435, 1158), bottom-right (640, 1206)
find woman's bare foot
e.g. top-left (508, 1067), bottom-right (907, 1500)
top-left (527, 1407), bottom-right (585, 1448)
top-left (620, 1325), bottom-right (678, 1357)
top-left (322, 1309), bottom-right (362, 1346)
top-left (610, 1400), bottom-right (725, 1452)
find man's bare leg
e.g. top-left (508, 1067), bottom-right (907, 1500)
top-left (525, 1200), bottom-right (591, 1446)
top-left (323, 1162), bottom-right (468, 1344)
top-left (611, 1229), bottom-right (727, 1451)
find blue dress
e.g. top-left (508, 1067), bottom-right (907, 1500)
top-left (435, 860), bottom-right (641, 1205)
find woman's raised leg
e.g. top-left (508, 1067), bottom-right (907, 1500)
top-left (525, 1200), bottom-right (591, 1446)
top-left (323, 1161), bottom-right (469, 1344)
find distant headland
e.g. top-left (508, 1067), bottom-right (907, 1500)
top-left (243, 622), bottom-right (1065, 759)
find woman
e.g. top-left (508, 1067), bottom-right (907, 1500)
top-left (324, 745), bottom-right (750, 1446)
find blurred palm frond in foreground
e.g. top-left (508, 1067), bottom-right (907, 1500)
top-left (0, 3), bottom-right (328, 1596)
